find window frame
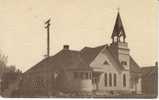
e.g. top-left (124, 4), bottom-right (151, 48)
top-left (104, 73), bottom-right (107, 87)
top-left (113, 73), bottom-right (117, 87)
top-left (74, 71), bottom-right (91, 79)
top-left (109, 73), bottom-right (112, 87)
top-left (123, 74), bottom-right (126, 87)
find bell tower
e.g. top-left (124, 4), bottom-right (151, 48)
top-left (110, 11), bottom-right (130, 70)
top-left (111, 11), bottom-right (126, 43)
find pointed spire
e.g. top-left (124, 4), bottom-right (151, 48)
top-left (111, 10), bottom-right (126, 43)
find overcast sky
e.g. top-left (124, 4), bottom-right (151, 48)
top-left (0, 0), bottom-right (158, 72)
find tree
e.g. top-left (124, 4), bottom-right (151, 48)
top-left (1, 65), bottom-right (22, 92)
top-left (0, 54), bottom-right (8, 78)
top-left (0, 52), bottom-right (22, 96)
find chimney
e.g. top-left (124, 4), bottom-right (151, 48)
top-left (63, 45), bottom-right (69, 50)
top-left (155, 61), bottom-right (158, 67)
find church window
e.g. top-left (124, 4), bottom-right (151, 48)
top-left (104, 60), bottom-right (109, 65)
top-left (109, 73), bottom-right (112, 87)
top-left (121, 61), bottom-right (127, 65)
top-left (85, 72), bottom-right (91, 79)
top-left (84, 73), bottom-right (88, 79)
top-left (74, 72), bottom-right (91, 79)
top-left (104, 73), bottom-right (107, 86)
top-left (123, 74), bottom-right (126, 87)
top-left (114, 73), bottom-right (117, 87)
top-left (83, 72), bottom-right (91, 79)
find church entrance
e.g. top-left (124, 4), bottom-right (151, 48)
top-left (92, 72), bottom-right (102, 91)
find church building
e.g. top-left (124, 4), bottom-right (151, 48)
top-left (18, 12), bottom-right (142, 97)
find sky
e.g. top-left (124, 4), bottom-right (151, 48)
top-left (0, 0), bottom-right (158, 72)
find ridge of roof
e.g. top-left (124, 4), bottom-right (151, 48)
top-left (142, 66), bottom-right (156, 68)
top-left (141, 66), bottom-right (156, 69)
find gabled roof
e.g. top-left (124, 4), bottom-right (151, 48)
top-left (24, 44), bottom-right (141, 75)
top-left (106, 46), bottom-right (125, 70)
top-left (81, 45), bottom-right (125, 71)
top-left (80, 45), bottom-right (105, 64)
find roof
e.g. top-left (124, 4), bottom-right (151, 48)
top-left (24, 44), bottom-right (141, 75)
top-left (80, 45), bottom-right (124, 71)
top-left (141, 66), bottom-right (157, 78)
top-left (106, 46), bottom-right (125, 70)
top-left (25, 49), bottom-right (90, 74)
top-left (80, 45), bottom-right (105, 64)
top-left (25, 45), bottom-right (106, 74)
top-left (130, 56), bottom-right (141, 73)
top-left (129, 56), bottom-right (141, 79)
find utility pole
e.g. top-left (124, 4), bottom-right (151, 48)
top-left (45, 18), bottom-right (51, 58)
top-left (44, 18), bottom-right (51, 97)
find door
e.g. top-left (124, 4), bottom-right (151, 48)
top-left (92, 72), bottom-right (101, 91)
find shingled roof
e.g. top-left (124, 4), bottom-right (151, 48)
top-left (24, 44), bottom-right (141, 75)
top-left (80, 45), bottom-right (105, 64)
top-left (141, 66), bottom-right (157, 78)
top-left (130, 56), bottom-right (141, 73)
top-left (24, 49), bottom-right (85, 74)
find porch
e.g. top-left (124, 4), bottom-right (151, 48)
top-left (72, 70), bottom-right (103, 92)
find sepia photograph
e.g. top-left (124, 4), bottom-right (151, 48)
top-left (0, 0), bottom-right (158, 98)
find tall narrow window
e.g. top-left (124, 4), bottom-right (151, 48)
top-left (104, 73), bottom-right (107, 86)
top-left (109, 73), bottom-right (112, 87)
top-left (114, 73), bottom-right (117, 87)
top-left (88, 72), bottom-right (91, 79)
top-left (123, 74), bottom-right (126, 87)
top-left (85, 72), bottom-right (88, 79)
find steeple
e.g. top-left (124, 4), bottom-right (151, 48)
top-left (110, 10), bottom-right (130, 70)
top-left (111, 11), bottom-right (126, 43)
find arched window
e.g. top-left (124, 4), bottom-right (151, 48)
top-left (104, 60), bottom-right (108, 65)
top-left (123, 74), bottom-right (126, 87)
top-left (114, 73), bottom-right (117, 87)
top-left (109, 73), bottom-right (112, 87)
